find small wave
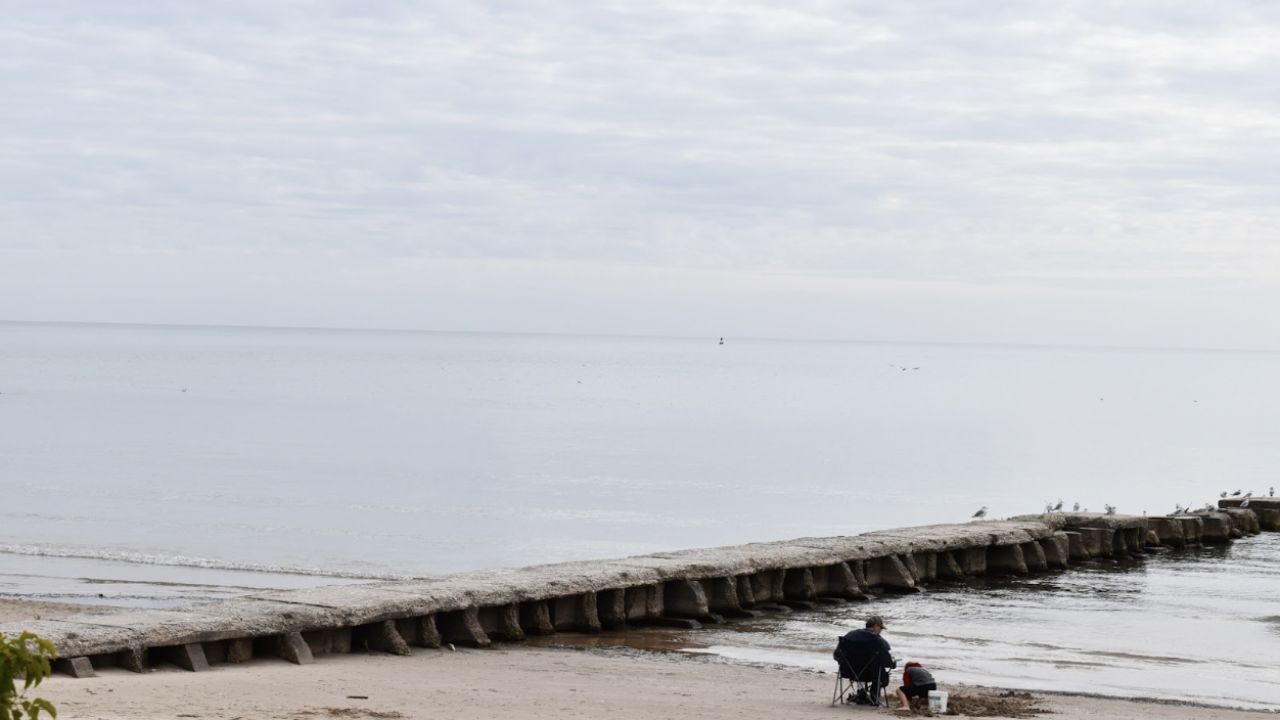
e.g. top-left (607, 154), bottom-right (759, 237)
top-left (0, 543), bottom-right (414, 581)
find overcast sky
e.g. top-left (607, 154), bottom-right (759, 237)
top-left (4, 1), bottom-right (1280, 348)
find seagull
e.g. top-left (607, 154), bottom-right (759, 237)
top-left (1072, 502), bottom-right (1080, 512)
top-left (1241, 498), bottom-right (1251, 508)
top-left (1220, 492), bottom-right (1228, 498)
top-left (1203, 503), bottom-right (1214, 512)
top-left (1052, 499), bottom-right (1064, 512)
top-left (1231, 490), bottom-right (1242, 496)
top-left (1245, 491), bottom-right (1253, 498)
top-left (1105, 504), bottom-right (1116, 515)
top-left (972, 506), bottom-right (988, 520)
top-left (1173, 504), bottom-right (1184, 515)
top-left (1271, 486), bottom-right (1275, 497)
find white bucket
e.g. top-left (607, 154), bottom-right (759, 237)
top-left (927, 690), bottom-right (948, 714)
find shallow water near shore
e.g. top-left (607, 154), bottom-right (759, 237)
top-left (3, 321), bottom-right (1280, 707)
top-left (531, 536), bottom-right (1280, 710)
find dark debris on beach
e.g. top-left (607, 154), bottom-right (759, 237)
top-left (899, 689), bottom-right (1051, 718)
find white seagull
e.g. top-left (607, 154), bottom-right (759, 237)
top-left (1072, 502), bottom-right (1080, 512)
top-left (972, 506), bottom-right (989, 520)
top-left (1104, 504), bottom-right (1116, 515)
top-left (1270, 486), bottom-right (1275, 497)
top-left (1231, 489), bottom-right (1242, 496)
top-left (1220, 492), bottom-right (1228, 498)
top-left (1052, 499), bottom-right (1064, 512)
top-left (1245, 491), bottom-right (1253, 498)
top-left (1241, 498), bottom-right (1251, 508)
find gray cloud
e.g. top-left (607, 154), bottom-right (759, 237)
top-left (4, 1), bottom-right (1280, 344)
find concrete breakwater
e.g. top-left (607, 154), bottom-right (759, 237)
top-left (5, 499), bottom-right (1273, 680)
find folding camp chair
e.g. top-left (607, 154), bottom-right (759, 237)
top-left (831, 642), bottom-right (890, 707)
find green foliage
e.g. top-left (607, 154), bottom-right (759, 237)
top-left (0, 632), bottom-right (57, 720)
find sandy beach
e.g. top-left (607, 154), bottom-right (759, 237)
top-left (34, 642), bottom-right (1277, 720)
top-left (8, 600), bottom-right (1269, 720)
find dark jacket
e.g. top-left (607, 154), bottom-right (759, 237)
top-left (834, 628), bottom-right (894, 681)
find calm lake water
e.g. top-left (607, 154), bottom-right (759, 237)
top-left (1, 321), bottom-right (1277, 707)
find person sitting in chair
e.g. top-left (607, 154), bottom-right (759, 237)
top-left (896, 661), bottom-right (937, 714)
top-left (834, 616), bottom-right (896, 705)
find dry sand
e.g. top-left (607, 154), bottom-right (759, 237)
top-left (7, 601), bottom-right (1273, 720)
top-left (31, 643), bottom-right (1276, 720)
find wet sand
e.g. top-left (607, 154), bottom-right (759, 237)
top-left (34, 642), bottom-right (1277, 720)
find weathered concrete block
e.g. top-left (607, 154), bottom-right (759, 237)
top-left (1149, 517), bottom-right (1184, 547)
top-left (1179, 516), bottom-right (1204, 544)
top-left (1039, 534), bottom-right (1069, 568)
top-left (988, 544), bottom-right (1028, 574)
top-left (1223, 508), bottom-right (1260, 534)
top-left (623, 584), bottom-right (663, 621)
top-left (519, 601), bottom-right (555, 636)
top-left (915, 553), bottom-right (938, 583)
top-left (783, 568), bottom-right (816, 601)
top-left (597, 590), bottom-right (627, 629)
top-left (224, 637), bottom-right (253, 663)
top-left (483, 604), bottom-right (525, 641)
top-left (414, 615), bottom-right (442, 648)
top-left (1256, 508), bottom-right (1280, 532)
top-left (166, 642), bottom-right (211, 671)
top-left (439, 607), bottom-right (492, 648)
top-left (850, 560), bottom-right (869, 591)
top-left (1062, 531), bottom-right (1089, 560)
top-left (1077, 528), bottom-right (1111, 557)
top-left (735, 575), bottom-right (756, 607)
top-left (706, 577), bottom-right (743, 614)
top-left (937, 551), bottom-right (966, 580)
top-left (819, 562), bottom-right (864, 600)
top-left (866, 555), bottom-right (915, 591)
top-left (900, 554), bottom-right (920, 583)
top-left (553, 592), bottom-right (601, 633)
top-left (1200, 514), bottom-right (1232, 544)
top-left (1112, 529), bottom-right (1129, 556)
top-left (1021, 542), bottom-right (1048, 571)
top-left (960, 547), bottom-right (987, 576)
top-left (750, 570), bottom-right (785, 603)
top-left (357, 620), bottom-right (411, 656)
top-left (57, 656), bottom-right (96, 679)
top-left (476, 604), bottom-right (525, 641)
top-left (118, 646), bottom-right (148, 672)
top-left (273, 632), bottom-right (315, 665)
top-left (664, 580), bottom-right (711, 618)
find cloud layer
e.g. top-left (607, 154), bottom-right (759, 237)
top-left (4, 1), bottom-right (1280, 344)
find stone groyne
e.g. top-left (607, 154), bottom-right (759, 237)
top-left (5, 498), bottom-right (1274, 679)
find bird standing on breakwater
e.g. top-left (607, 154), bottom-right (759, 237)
top-left (1052, 499), bottom-right (1064, 512)
top-left (1271, 486), bottom-right (1275, 497)
top-left (1242, 498), bottom-right (1251, 508)
top-left (972, 506), bottom-right (988, 520)
top-left (1105, 504), bottom-right (1116, 515)
top-left (1232, 489), bottom-right (1242, 496)
top-left (1220, 492), bottom-right (1228, 498)
top-left (1073, 502), bottom-right (1080, 512)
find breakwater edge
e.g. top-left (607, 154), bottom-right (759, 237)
top-left (7, 500), bottom-right (1279, 710)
